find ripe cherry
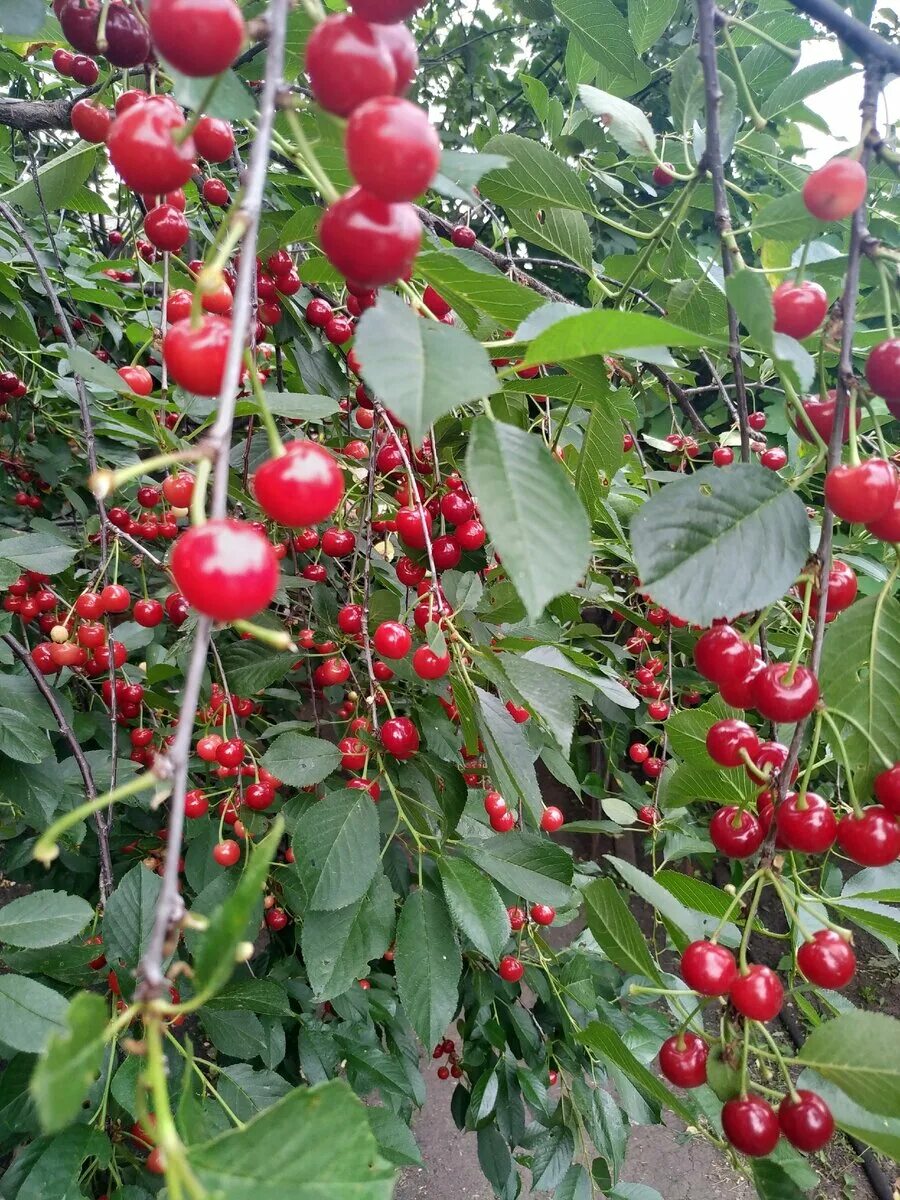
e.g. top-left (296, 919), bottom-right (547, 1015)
top-left (380, 715), bottom-right (420, 759)
top-left (721, 1096), bottom-right (780, 1157)
top-left (133, 598), bottom-right (164, 627)
top-left (213, 839), bottom-right (240, 867)
top-left (792, 390), bottom-right (856, 445)
top-left (162, 473), bottom-right (194, 508)
top-left (321, 527), bottom-right (355, 557)
top-left (483, 791), bottom-right (507, 817)
top-left (866, 489), bottom-right (900, 542)
top-left (637, 804), bottom-right (658, 826)
top-left (71, 98), bottom-right (112, 143)
top-left (874, 763), bottom-right (900, 815)
top-left (265, 907), bottom-right (289, 931)
top-left (107, 99), bottom-right (196, 193)
top-left (144, 203), bottom-right (190, 253)
top-left (730, 964), bottom-right (783, 1021)
top-left (253, 440), bottom-right (345, 527)
top-left (710, 807), bottom-right (764, 858)
top-left (706, 719), bottom-right (760, 768)
top-left (652, 163), bottom-right (675, 187)
top-left (628, 742), bottom-right (650, 764)
top-left (771, 280), bottom-right (828, 339)
top-left (305, 13), bottom-right (397, 116)
top-left (778, 1091), bottom-right (834, 1153)
top-left (802, 156), bottom-right (867, 221)
top-left (865, 337), bottom-right (900, 411)
top-left (530, 903), bottom-right (554, 926)
top-left (680, 941), bottom-right (737, 996)
top-left (101, 2), bottom-right (152, 65)
top-left (747, 411), bottom-right (767, 431)
top-left (193, 116), bottom-right (235, 162)
top-left (202, 178), bottom-right (229, 207)
top-left (117, 365), bottom-right (154, 396)
top-left (751, 663), bottom-right (819, 722)
top-left (346, 97), bottom-right (441, 202)
top-left (338, 737), bottom-right (368, 772)
top-left (713, 446), bottom-right (734, 467)
top-left (490, 809), bottom-right (516, 832)
top-left (216, 737), bottom-right (244, 767)
top-left (164, 316), bottom-right (231, 397)
top-left (506, 701), bottom-right (529, 724)
top-left (774, 791), bottom-right (836, 854)
top-left (540, 806), bottom-right (564, 832)
top-left (373, 620), bottom-right (412, 658)
top-left (658, 1033), bottom-right (708, 1088)
top-left (148, 0), bottom-right (245, 76)
top-left (813, 558), bottom-right (857, 613)
top-left (836, 805), bottom-right (900, 867)
top-left (797, 930), bottom-right (856, 988)
top-left (52, 47), bottom-right (74, 75)
top-left (71, 54), bottom-right (99, 84)
top-left (825, 459), bottom-right (897, 523)
top-left (759, 446), bottom-right (788, 471)
top-left (694, 625), bottom-right (755, 685)
top-left (319, 187), bottom-right (421, 289)
top-left (412, 645), bottom-right (450, 679)
top-left (450, 225), bottom-right (476, 249)
top-left (171, 518), bottom-right (279, 621)
top-left (455, 518), bottom-right (486, 551)
top-left (498, 955), bottom-right (523, 982)
top-left (185, 789), bottom-right (209, 818)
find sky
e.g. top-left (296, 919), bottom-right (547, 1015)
top-left (800, 32), bottom-right (899, 165)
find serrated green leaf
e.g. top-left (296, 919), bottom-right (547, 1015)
top-left (576, 1021), bottom-right (693, 1121)
top-left (302, 872), bottom-right (394, 1000)
top-left (438, 855), bottom-right (510, 961)
top-left (0, 976), bottom-right (67, 1053)
top-left (520, 308), bottom-right (711, 367)
top-left (463, 830), bottom-right (574, 907)
top-left (1, 143), bottom-right (100, 213)
top-left (553, 0), bottom-right (640, 78)
top-left (0, 890), bottom-right (93, 949)
top-left (102, 865), bottom-right (163, 977)
top-left (474, 685), bottom-right (544, 823)
top-left (583, 877), bottom-right (661, 981)
top-left (260, 732), bottom-right (341, 787)
top-left (797, 1012), bottom-right (900, 1117)
top-left (627, 0), bottom-right (678, 53)
top-left (293, 790), bottom-right (380, 912)
top-left (480, 132), bottom-right (595, 213)
top-left (395, 890), bottom-right (462, 1050)
top-left (30, 992), bottom-right (107, 1132)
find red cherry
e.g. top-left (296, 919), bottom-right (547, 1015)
top-left (825, 459), bottom-right (897, 523)
top-left (792, 390), bottom-right (857, 445)
top-left (213, 839), bottom-right (240, 867)
top-left (721, 1096), bottom-right (780, 1157)
top-left (265, 907), bottom-right (289, 931)
top-left (694, 625), bottom-right (755, 685)
top-left (202, 178), bottom-right (229, 207)
top-left (245, 782), bottom-right (275, 811)
top-left (874, 763), bottom-right (900, 815)
top-left (713, 446), bottom-right (734, 467)
top-left (530, 903), bottom-right (555, 926)
top-left (637, 804), bottom-right (658, 826)
top-left (373, 620), bottom-right (412, 659)
top-left (778, 1091), bottom-right (834, 1152)
top-left (412, 645), bottom-right (450, 679)
top-left (813, 559), bottom-right (857, 613)
top-left (643, 756), bottom-right (664, 778)
top-left (59, 0), bottom-right (101, 52)
top-left (751, 740), bottom-right (796, 783)
top-left (802, 156), bottom-right (867, 221)
top-left (455, 518), bottom-right (485, 551)
top-left (117, 365), bottom-right (154, 396)
top-left (628, 742), bottom-right (650, 764)
top-left (751, 663), bottom-right (819, 722)
top-left (730, 964), bottom-right (783, 1021)
top-left (162, 473), bottom-right (195, 508)
top-left (658, 1033), bottom-right (708, 1088)
top-left (865, 489), bottom-right (900, 542)
top-left (395, 506), bottom-right (431, 549)
top-left (148, 0), bottom-right (245, 76)
top-left (305, 13), bottom-right (397, 116)
top-left (101, 583), bottom-right (131, 613)
top-left (346, 97), bottom-right (441, 202)
top-left (133, 598), bottom-right (164, 627)
top-left (680, 941), bottom-right (737, 996)
top-left (193, 116), bottom-right (235, 162)
top-left (797, 930), bottom-right (856, 988)
top-left (71, 54), bottom-right (99, 84)
top-left (71, 98), bottom-right (112, 143)
top-left (775, 791), bottom-right (837, 853)
top-left (706, 718), bottom-right (760, 768)
top-left (865, 337), bottom-right (900, 411)
top-left (163, 316), bottom-right (232, 397)
top-left (380, 715), bottom-right (419, 759)
top-left (107, 99), bottom-right (196, 193)
top-left (490, 809), bottom-right (515, 832)
top-left (760, 447), bottom-right (788, 471)
top-left (771, 280), bottom-right (828, 339)
top-left (305, 298), bottom-right (333, 327)
top-left (321, 527), bottom-right (355, 557)
top-left (540, 806), bottom-right (564, 832)
top-left (185, 789), bottom-right (208, 818)
top-left (253, 440), bottom-right (344, 527)
top-left (450, 225), bottom-right (476, 249)
top-left (508, 906), bottom-right (526, 931)
top-left (216, 737), bottom-right (244, 767)
top-left (324, 315), bottom-right (353, 345)
top-left (337, 604), bottom-right (363, 634)
top-left (170, 518), bottom-right (279, 621)
top-left (836, 805), bottom-right (900, 866)
top-left (498, 955), bottom-right (523, 982)
top-left (319, 187), bottom-right (421, 289)
top-left (53, 47), bottom-right (75, 74)
top-left (144, 203), bottom-right (190, 253)
top-left (747, 411), bottom-right (767, 431)
top-left (710, 807), bottom-right (764, 858)
top-left (347, 0), bottom-right (422, 19)
top-left (652, 162), bottom-right (675, 187)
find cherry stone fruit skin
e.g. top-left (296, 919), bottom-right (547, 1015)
top-left (498, 955), bottom-right (524, 983)
top-left (658, 1033), bottom-right (708, 1088)
top-left (693, 625), bottom-right (755, 685)
top-left (874, 763), bottom-right (900, 815)
top-left (117, 365), bottom-right (153, 396)
top-left (252, 440), bottom-right (344, 528)
top-left (164, 317), bottom-right (232, 398)
top-left (771, 280), bottom-right (828, 339)
top-left (148, 0), bottom-right (245, 77)
top-left (710, 807), bottom-right (765, 859)
top-left (775, 791), bottom-right (837, 854)
top-left (824, 459), bottom-right (897, 523)
top-left (193, 116), bottom-right (235, 162)
top-left (107, 100), bottom-right (196, 194)
top-left (319, 187), bottom-right (421, 289)
top-left (170, 519), bottom-right (279, 622)
top-left (797, 930), bottom-right (856, 988)
top-left (730, 964), bottom-right (784, 1021)
top-left (802, 156), bottom-right (867, 222)
top-left (144, 204), bottom-right (190, 253)
top-left (721, 1096), bottom-right (780, 1157)
top-left (373, 620), bottom-right (412, 659)
top-left (379, 715), bottom-right (420, 760)
top-left (305, 13), bottom-right (397, 117)
top-left (70, 98), bottom-right (111, 143)
top-left (792, 391), bottom-right (857, 445)
top-left (836, 805), bottom-right (900, 867)
top-left (345, 97), bottom-right (441, 202)
top-left (213, 840), bottom-right (240, 867)
top-left (373, 21), bottom-right (418, 94)
top-left (778, 1091), bottom-right (835, 1153)
top-left (865, 337), bottom-right (900, 411)
top-left (680, 941), bottom-right (737, 996)
top-left (706, 718), bottom-right (760, 768)
top-left (751, 662), bottom-right (820, 723)
top-left (412, 645), bottom-right (450, 679)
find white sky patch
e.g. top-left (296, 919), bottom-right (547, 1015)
top-left (799, 34), bottom-right (899, 164)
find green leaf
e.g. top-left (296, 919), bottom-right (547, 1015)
top-left (463, 830), bottom-right (574, 907)
top-left (0, 708), bottom-right (47, 763)
top-left (583, 878), bottom-right (661, 981)
top-left (0, 0), bottom-right (45, 36)
top-left (474, 685), bottom-right (543, 823)
top-left (725, 267), bottom-right (775, 350)
top-left (203, 979), bottom-right (292, 1017)
top-left (216, 1064), bottom-right (293, 1122)
top-left (102, 865), bottom-right (163, 975)
top-left (0, 531), bottom-right (78, 574)
top-left (797, 1012), bottom-right (900, 1117)
top-left (354, 292), bottom-right (499, 446)
top-left (251, 393), bottom-right (341, 421)
top-left (302, 872), bottom-right (395, 1000)
top-left (0, 976), bottom-right (67, 1052)
top-left (575, 1021), bottom-right (693, 1121)
top-left (189, 1080), bottom-right (395, 1199)
top-left (293, 790), bottom-right (380, 911)
top-left (796, 1068), bottom-right (900, 1162)
top-left (630, 463), bottom-right (810, 625)
top-left (260, 731), bottom-right (341, 787)
top-left (480, 132), bottom-right (595, 213)
top-left (366, 1106), bottom-right (423, 1167)
top-left (465, 417), bottom-right (591, 620)
top-left (751, 1159), bottom-right (810, 1200)
top-left (194, 819), bottom-right (283, 997)
top-left (498, 653), bottom-right (577, 755)
top-left (606, 855), bottom-right (739, 946)
top-left (1, 144), bottom-right (100, 214)
top-left (417, 247), bottom-right (543, 327)
top-left (575, 386), bottom-right (627, 512)
top-left (553, 0), bottom-right (640, 78)
top-left (164, 64), bottom-right (256, 120)
top-left (520, 309), bottom-right (710, 367)
top-left (579, 86), bottom-right (656, 156)
top-left (627, 0), bottom-right (678, 53)
top-left (760, 61), bottom-right (853, 119)
top-left (438, 855), bottom-right (510, 961)
top-left (434, 148), bottom-right (511, 203)
top-left (68, 345), bottom-right (130, 393)
top-left (752, 191), bottom-right (824, 244)
top-left (395, 890), bottom-right (462, 1050)
top-left (0, 890), bottom-right (93, 949)
top-left (5, 1125), bottom-right (109, 1200)
top-left (819, 593), bottom-right (900, 791)
top-left (30, 992), bottom-right (107, 1133)
top-left (507, 206), bottom-right (595, 273)
top-left (530, 1125), bottom-right (575, 1190)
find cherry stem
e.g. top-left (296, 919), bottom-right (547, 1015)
top-left (785, 574), bottom-right (814, 681)
top-left (243, 348), bottom-right (284, 455)
top-left (877, 258), bottom-right (896, 339)
top-left (89, 449), bottom-right (206, 499)
top-left (794, 234), bottom-right (812, 285)
top-left (796, 709), bottom-right (823, 797)
top-left (712, 868), bottom-right (763, 940)
top-left (189, 456), bottom-right (211, 527)
top-left (764, 870), bottom-right (812, 941)
top-left (718, 12), bottom-right (799, 59)
top-left (281, 108), bottom-right (340, 204)
top-left (231, 620), bottom-right (296, 651)
top-left (819, 708), bottom-right (861, 815)
top-left (739, 747), bottom-right (771, 784)
top-left (738, 875), bottom-right (766, 972)
top-left (753, 1020), bottom-right (799, 1101)
top-left (33, 769), bottom-right (163, 865)
top-left (720, 24), bottom-right (767, 132)
top-left (175, 73), bottom-right (224, 144)
top-left (823, 705), bottom-right (894, 770)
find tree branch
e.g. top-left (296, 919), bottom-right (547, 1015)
top-left (136, 0), bottom-right (290, 1000)
top-left (0, 78), bottom-right (114, 132)
top-left (783, 0), bottom-right (900, 72)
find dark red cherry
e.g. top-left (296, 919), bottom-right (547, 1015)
top-left (680, 941), bottom-right (737, 996)
top-left (772, 280), bottom-right (828, 339)
top-left (373, 620), bottom-right (412, 659)
top-left (450, 225), bottom-right (476, 249)
top-left (694, 625), bottom-right (755, 685)
top-left (865, 337), bottom-right (900, 411)
top-left (380, 715), bottom-right (419, 759)
top-left (144, 203), bottom-right (189, 253)
top-left (710, 807), bottom-right (765, 858)
top-left (133, 598), bottom-right (164, 627)
top-left (706, 719), bottom-right (760, 768)
top-left (797, 930), bottom-right (856, 988)
top-left (107, 99), bottom-right (196, 194)
top-left (865, 489), bottom-right (900, 543)
top-left (372, 21), bottom-right (418, 94)
top-left (345, 96), bottom-right (441, 202)
top-left (721, 1096), bottom-right (780, 1157)
top-left (71, 98), bottom-right (112, 143)
top-left (824, 459), bottom-right (897, 523)
top-left (813, 558), bottom-right (857, 613)
top-left (652, 163), bottom-right (675, 187)
top-left (319, 187), bottom-right (421, 288)
top-left (148, 0), bottom-right (245, 76)
top-left (658, 1033), bottom-right (708, 1088)
top-left (802, 156), bottom-right (867, 221)
top-left (163, 316), bottom-right (232, 397)
top-left (103, 2), bottom-right (151, 66)
top-left (874, 763), bottom-right (900, 815)
top-left (170, 518), bottom-right (279, 621)
top-left (193, 116), bottom-right (236, 162)
top-left (730, 964), bottom-right (783, 1021)
top-left (71, 54), bottom-right (99, 83)
top-left (775, 791), bottom-right (837, 853)
top-left (778, 1091), bottom-right (835, 1152)
top-left (59, 0), bottom-right (101, 52)
top-left (305, 13), bottom-right (396, 116)
top-left (253, 440), bottom-right (344, 528)
top-left (792, 390), bottom-right (857, 445)
top-left (751, 663), bottom-right (819, 722)
top-left (836, 805), bottom-right (900, 867)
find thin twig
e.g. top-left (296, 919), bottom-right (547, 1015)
top-left (359, 419), bottom-right (381, 735)
top-left (645, 363), bottom-right (709, 434)
top-left (136, 0), bottom-right (290, 999)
